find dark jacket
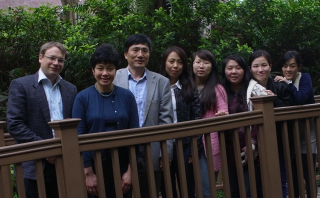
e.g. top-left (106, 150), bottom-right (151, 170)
top-left (266, 77), bottom-right (296, 107)
top-left (174, 88), bottom-right (201, 147)
top-left (7, 72), bottom-right (77, 179)
top-left (266, 77), bottom-right (296, 152)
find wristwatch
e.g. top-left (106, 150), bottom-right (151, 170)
top-left (287, 80), bottom-right (292, 85)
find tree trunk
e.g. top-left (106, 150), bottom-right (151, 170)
top-left (61, 0), bottom-right (79, 25)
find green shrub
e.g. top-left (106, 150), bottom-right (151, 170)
top-left (1, 0), bottom-right (320, 121)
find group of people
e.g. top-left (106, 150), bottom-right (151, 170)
top-left (6, 33), bottom-right (316, 198)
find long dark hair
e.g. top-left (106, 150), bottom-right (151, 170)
top-left (160, 46), bottom-right (195, 103)
top-left (192, 49), bottom-right (222, 114)
top-left (221, 54), bottom-right (250, 113)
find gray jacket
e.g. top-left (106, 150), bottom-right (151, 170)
top-left (113, 68), bottom-right (174, 171)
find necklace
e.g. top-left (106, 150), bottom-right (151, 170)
top-left (94, 83), bottom-right (114, 97)
top-left (197, 86), bottom-right (204, 93)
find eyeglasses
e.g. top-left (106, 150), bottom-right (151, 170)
top-left (44, 55), bottom-right (65, 64)
top-left (193, 61), bottom-right (211, 67)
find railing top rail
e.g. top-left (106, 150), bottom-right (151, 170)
top-left (0, 110), bottom-right (263, 165)
top-left (0, 138), bottom-right (61, 166)
top-left (0, 121), bottom-right (6, 125)
top-left (274, 103), bottom-right (320, 121)
top-left (78, 110), bottom-right (263, 152)
top-left (314, 95), bottom-right (320, 103)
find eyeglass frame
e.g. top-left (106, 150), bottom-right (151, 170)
top-left (43, 55), bottom-right (66, 64)
top-left (193, 61), bottom-right (211, 66)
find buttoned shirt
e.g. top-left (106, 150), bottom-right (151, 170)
top-left (170, 80), bottom-right (181, 124)
top-left (38, 69), bottom-right (63, 138)
top-left (127, 67), bottom-right (147, 127)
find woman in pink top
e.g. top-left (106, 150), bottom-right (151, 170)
top-left (192, 49), bottom-right (228, 197)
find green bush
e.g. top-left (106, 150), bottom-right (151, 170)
top-left (1, 0), bottom-right (320, 121)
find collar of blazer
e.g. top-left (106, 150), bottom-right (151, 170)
top-left (32, 72), bottom-right (74, 122)
top-left (116, 68), bottom-right (158, 126)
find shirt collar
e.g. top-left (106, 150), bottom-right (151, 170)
top-left (171, 80), bottom-right (181, 90)
top-left (127, 67), bottom-right (147, 80)
top-left (38, 68), bottom-right (62, 86)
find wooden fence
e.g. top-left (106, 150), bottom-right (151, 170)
top-left (0, 95), bottom-right (319, 198)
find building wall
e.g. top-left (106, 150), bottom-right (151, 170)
top-left (0, 0), bottom-right (62, 10)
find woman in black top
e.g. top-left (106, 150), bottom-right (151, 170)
top-left (160, 46), bottom-right (201, 198)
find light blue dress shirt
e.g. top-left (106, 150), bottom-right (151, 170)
top-left (127, 68), bottom-right (147, 127)
top-left (38, 69), bottom-right (63, 138)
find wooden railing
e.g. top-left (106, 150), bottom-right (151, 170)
top-left (0, 95), bottom-right (319, 198)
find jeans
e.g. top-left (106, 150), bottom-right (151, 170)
top-left (199, 148), bottom-right (219, 198)
top-left (279, 152), bottom-right (288, 198)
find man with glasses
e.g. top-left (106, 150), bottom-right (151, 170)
top-left (7, 41), bottom-right (77, 198)
top-left (113, 33), bottom-right (174, 197)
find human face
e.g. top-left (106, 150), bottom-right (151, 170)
top-left (193, 55), bottom-right (212, 81)
top-left (282, 58), bottom-right (300, 82)
top-left (250, 56), bottom-right (271, 86)
top-left (225, 59), bottom-right (244, 90)
top-left (92, 63), bottom-right (116, 92)
top-left (165, 51), bottom-right (183, 84)
top-left (39, 46), bottom-right (65, 83)
top-left (124, 44), bottom-right (150, 70)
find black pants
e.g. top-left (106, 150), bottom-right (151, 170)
top-left (88, 159), bottom-right (132, 198)
top-left (292, 153), bottom-right (317, 198)
top-left (161, 144), bottom-right (195, 198)
top-left (228, 165), bottom-right (263, 198)
top-left (24, 163), bottom-right (59, 198)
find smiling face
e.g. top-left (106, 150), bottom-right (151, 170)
top-left (193, 55), bottom-right (212, 82)
top-left (282, 58), bottom-right (300, 82)
top-left (92, 63), bottom-right (116, 92)
top-left (165, 51), bottom-right (183, 84)
top-left (124, 43), bottom-right (150, 70)
top-left (250, 56), bottom-right (271, 86)
top-left (225, 59), bottom-right (244, 90)
top-left (39, 46), bottom-right (65, 83)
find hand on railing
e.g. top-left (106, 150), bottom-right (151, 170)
top-left (215, 110), bottom-right (229, 116)
top-left (159, 157), bottom-right (172, 171)
top-left (241, 144), bottom-right (258, 166)
top-left (188, 156), bottom-right (192, 163)
top-left (46, 156), bottom-right (56, 164)
top-left (264, 90), bottom-right (274, 95)
top-left (84, 166), bottom-right (99, 196)
top-left (121, 165), bottom-right (132, 194)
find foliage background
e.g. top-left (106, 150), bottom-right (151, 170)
top-left (1, 0), bottom-right (320, 121)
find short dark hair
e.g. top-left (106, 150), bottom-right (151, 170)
top-left (160, 46), bottom-right (195, 103)
top-left (90, 44), bottom-right (120, 69)
top-left (124, 34), bottom-right (152, 53)
top-left (39, 41), bottom-right (68, 60)
top-left (280, 50), bottom-right (302, 70)
top-left (248, 50), bottom-right (272, 68)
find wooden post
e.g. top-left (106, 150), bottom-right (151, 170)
top-left (250, 95), bottom-right (282, 198)
top-left (0, 121), bottom-right (14, 198)
top-left (48, 118), bottom-right (86, 198)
